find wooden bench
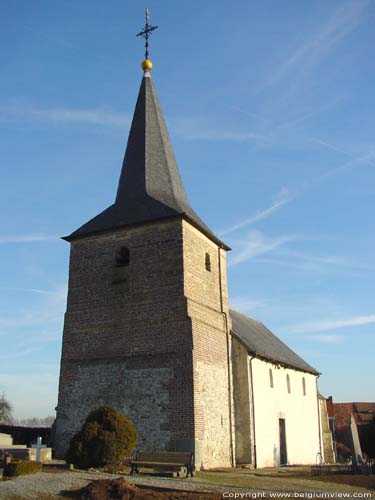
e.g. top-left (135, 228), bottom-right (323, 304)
top-left (130, 451), bottom-right (194, 477)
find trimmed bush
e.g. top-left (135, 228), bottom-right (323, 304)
top-left (65, 406), bottom-right (137, 469)
top-left (5, 460), bottom-right (43, 477)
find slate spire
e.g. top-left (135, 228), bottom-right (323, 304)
top-left (115, 72), bottom-right (191, 216)
top-left (65, 70), bottom-right (228, 249)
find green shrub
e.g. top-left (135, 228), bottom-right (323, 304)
top-left (5, 460), bottom-right (43, 477)
top-left (65, 406), bottom-right (137, 469)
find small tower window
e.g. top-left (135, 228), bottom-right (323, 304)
top-left (269, 368), bottom-right (274, 388)
top-left (302, 377), bottom-right (306, 396)
top-left (286, 374), bottom-right (291, 394)
top-left (205, 252), bottom-right (211, 272)
top-left (115, 246), bottom-right (130, 267)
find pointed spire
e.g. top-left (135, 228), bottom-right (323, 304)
top-left (65, 73), bottom-right (228, 249)
top-left (116, 74), bottom-right (190, 212)
top-left (65, 12), bottom-right (228, 248)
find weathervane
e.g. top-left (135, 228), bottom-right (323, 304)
top-left (137, 8), bottom-right (158, 72)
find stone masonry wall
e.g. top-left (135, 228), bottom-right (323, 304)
top-left (183, 221), bottom-right (233, 468)
top-left (55, 219), bottom-right (195, 458)
top-left (232, 337), bottom-right (253, 465)
top-left (55, 217), bottom-right (234, 466)
top-left (55, 361), bottom-right (172, 453)
top-left (319, 398), bottom-right (335, 463)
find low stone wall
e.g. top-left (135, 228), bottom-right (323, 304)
top-left (0, 447), bottom-right (52, 462)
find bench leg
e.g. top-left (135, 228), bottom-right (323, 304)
top-left (187, 466), bottom-right (194, 478)
top-left (130, 465), bottom-right (138, 475)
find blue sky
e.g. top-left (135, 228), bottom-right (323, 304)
top-left (0, 1), bottom-right (374, 418)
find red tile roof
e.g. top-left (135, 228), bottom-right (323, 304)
top-left (333, 402), bottom-right (375, 427)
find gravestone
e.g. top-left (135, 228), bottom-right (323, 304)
top-left (349, 413), bottom-right (364, 466)
top-left (0, 432), bottom-right (28, 460)
top-left (0, 433), bottom-right (13, 446)
top-left (0, 432), bottom-right (51, 461)
top-left (31, 436), bottom-right (47, 462)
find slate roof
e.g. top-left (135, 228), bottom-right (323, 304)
top-left (65, 74), bottom-right (229, 249)
top-left (230, 309), bottom-right (319, 375)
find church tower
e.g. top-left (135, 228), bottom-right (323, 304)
top-left (54, 13), bottom-right (234, 468)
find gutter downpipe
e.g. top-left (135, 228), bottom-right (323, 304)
top-left (316, 374), bottom-right (323, 462)
top-left (249, 354), bottom-right (257, 469)
top-left (218, 246), bottom-right (235, 467)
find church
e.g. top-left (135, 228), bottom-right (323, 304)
top-left (54, 18), bottom-right (332, 469)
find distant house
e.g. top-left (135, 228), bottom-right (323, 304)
top-left (330, 399), bottom-right (375, 460)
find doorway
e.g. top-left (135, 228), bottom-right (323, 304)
top-left (279, 418), bottom-right (287, 465)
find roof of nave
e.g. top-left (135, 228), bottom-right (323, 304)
top-left (230, 309), bottom-right (319, 375)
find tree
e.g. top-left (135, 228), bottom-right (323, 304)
top-left (65, 406), bottom-right (137, 468)
top-left (0, 393), bottom-right (13, 424)
top-left (12, 416), bottom-right (55, 428)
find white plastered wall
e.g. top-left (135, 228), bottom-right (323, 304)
top-left (250, 357), bottom-right (321, 468)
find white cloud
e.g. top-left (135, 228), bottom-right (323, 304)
top-left (230, 297), bottom-right (268, 314)
top-left (289, 315), bottom-right (375, 334)
top-left (0, 287), bottom-right (58, 295)
top-left (181, 130), bottom-right (263, 143)
top-left (266, 1), bottom-right (369, 86)
top-left (309, 334), bottom-right (344, 344)
top-left (312, 137), bottom-right (375, 171)
top-left (0, 285), bottom-right (67, 335)
top-left (0, 349), bottom-right (39, 361)
top-left (274, 249), bottom-right (373, 272)
top-left (170, 115), bottom-right (264, 144)
top-left (0, 234), bottom-right (58, 244)
top-left (220, 188), bottom-right (293, 236)
top-left (1, 101), bottom-right (266, 143)
top-left (0, 103), bottom-right (131, 128)
top-left (219, 140), bottom-right (375, 242)
top-left (229, 230), bottom-right (301, 266)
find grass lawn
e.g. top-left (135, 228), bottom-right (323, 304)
top-left (196, 471), bottom-right (374, 494)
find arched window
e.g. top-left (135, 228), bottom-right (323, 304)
top-left (302, 377), bottom-right (306, 396)
top-left (286, 374), bottom-right (291, 394)
top-left (205, 252), bottom-right (211, 272)
top-left (115, 246), bottom-right (130, 267)
top-left (269, 368), bottom-right (274, 388)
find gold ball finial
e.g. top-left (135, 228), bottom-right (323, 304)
top-left (142, 59), bottom-right (153, 71)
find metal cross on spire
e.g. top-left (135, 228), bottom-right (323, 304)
top-left (137, 8), bottom-right (158, 61)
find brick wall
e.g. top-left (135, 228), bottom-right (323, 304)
top-left (54, 217), bottom-right (233, 467)
top-left (183, 221), bottom-right (233, 468)
top-left (55, 219), bottom-right (195, 457)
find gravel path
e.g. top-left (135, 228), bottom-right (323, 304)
top-left (0, 470), bottom-right (368, 500)
top-left (0, 470), bottom-right (240, 499)
top-left (0, 471), bottom-right (107, 499)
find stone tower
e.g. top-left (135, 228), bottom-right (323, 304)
top-left (54, 62), bottom-right (234, 468)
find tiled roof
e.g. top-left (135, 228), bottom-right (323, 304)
top-left (230, 309), bottom-right (319, 375)
top-left (333, 402), bottom-right (375, 426)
